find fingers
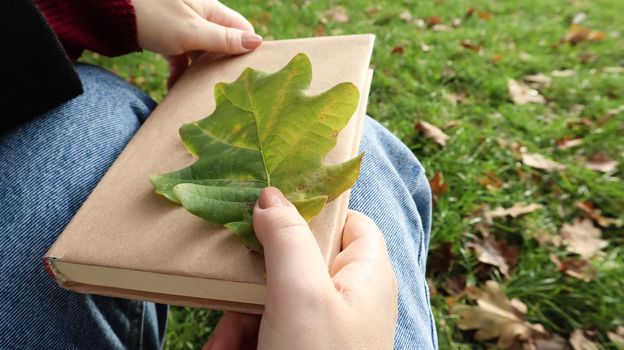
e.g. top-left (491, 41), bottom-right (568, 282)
top-left (203, 312), bottom-right (260, 350)
top-left (183, 20), bottom-right (262, 54)
top-left (330, 210), bottom-right (397, 296)
top-left (253, 188), bottom-right (334, 300)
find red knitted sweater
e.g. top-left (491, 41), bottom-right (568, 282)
top-left (35, 0), bottom-right (140, 61)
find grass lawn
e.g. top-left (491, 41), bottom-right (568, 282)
top-left (84, 0), bottom-right (624, 348)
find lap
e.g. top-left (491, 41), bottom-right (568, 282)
top-left (0, 64), bottom-right (164, 350)
top-left (350, 117), bottom-right (437, 350)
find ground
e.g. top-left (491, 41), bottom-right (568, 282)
top-left (84, 0), bottom-right (624, 348)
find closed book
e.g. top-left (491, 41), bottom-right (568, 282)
top-left (44, 34), bottom-right (375, 314)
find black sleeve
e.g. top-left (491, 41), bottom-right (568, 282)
top-left (0, 0), bottom-right (83, 134)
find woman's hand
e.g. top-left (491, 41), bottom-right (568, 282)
top-left (203, 187), bottom-right (398, 350)
top-left (132, 0), bottom-right (262, 87)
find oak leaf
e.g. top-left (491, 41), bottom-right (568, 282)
top-left (569, 329), bottom-right (602, 350)
top-left (576, 201), bottom-right (622, 228)
top-left (415, 121), bottom-right (449, 146)
top-left (453, 281), bottom-right (546, 348)
top-left (585, 154), bottom-right (618, 173)
top-left (508, 79), bottom-right (545, 105)
top-left (489, 203), bottom-right (544, 218)
top-left (150, 54), bottom-right (361, 251)
top-left (522, 153), bottom-right (566, 171)
top-left (560, 219), bottom-right (607, 259)
top-left (468, 235), bottom-right (519, 277)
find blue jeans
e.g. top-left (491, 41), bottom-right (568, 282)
top-left (0, 64), bottom-right (437, 349)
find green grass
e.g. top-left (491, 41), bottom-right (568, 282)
top-left (83, 0), bottom-right (624, 348)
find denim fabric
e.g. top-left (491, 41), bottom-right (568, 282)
top-left (351, 118), bottom-right (437, 349)
top-left (0, 64), bottom-right (166, 350)
top-left (0, 64), bottom-right (436, 349)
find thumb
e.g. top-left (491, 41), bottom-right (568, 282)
top-left (253, 187), bottom-right (333, 293)
top-left (185, 20), bottom-right (262, 54)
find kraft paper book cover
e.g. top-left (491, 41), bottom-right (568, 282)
top-left (44, 34), bottom-right (375, 314)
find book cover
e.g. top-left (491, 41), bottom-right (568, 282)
top-left (44, 34), bottom-right (375, 314)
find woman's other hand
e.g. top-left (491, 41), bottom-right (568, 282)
top-left (132, 0), bottom-right (262, 87)
top-left (203, 187), bottom-right (398, 350)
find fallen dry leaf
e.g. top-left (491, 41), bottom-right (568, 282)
top-left (551, 69), bottom-right (576, 77)
top-left (461, 39), bottom-right (483, 52)
top-left (420, 42), bottom-right (431, 52)
top-left (523, 74), bottom-right (553, 87)
top-left (427, 241), bottom-right (453, 275)
top-left (608, 326), bottom-right (624, 350)
top-left (585, 154), bottom-right (618, 173)
top-left (468, 235), bottom-right (520, 277)
top-left (603, 66), bottom-right (624, 74)
top-left (480, 171), bottom-right (504, 190)
top-left (549, 254), bottom-right (596, 282)
top-left (319, 6), bottom-right (349, 24)
top-left (479, 11), bottom-right (493, 20)
top-left (490, 54), bottom-right (503, 65)
top-left (429, 171), bottom-right (449, 197)
top-left (522, 153), bottom-right (567, 171)
top-left (442, 275), bottom-right (467, 296)
top-left (431, 24), bottom-right (450, 31)
top-left (569, 329), bottom-right (601, 350)
top-left (427, 15), bottom-right (442, 27)
top-left (398, 10), bottom-right (412, 22)
top-left (508, 79), bottom-right (546, 104)
top-left (533, 334), bottom-right (573, 350)
top-left (392, 45), bottom-right (405, 55)
top-left (452, 18), bottom-right (462, 27)
top-left (576, 201), bottom-right (622, 228)
top-left (557, 137), bottom-right (583, 150)
top-left (466, 7), bottom-right (476, 17)
top-left (489, 203), bottom-right (544, 218)
top-left (560, 218), bottom-right (607, 259)
top-left (562, 24), bottom-right (605, 45)
top-left (453, 281), bottom-right (546, 348)
top-left (415, 121), bottom-right (450, 146)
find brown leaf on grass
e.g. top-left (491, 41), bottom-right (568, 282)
top-left (427, 15), bottom-right (442, 27)
top-left (453, 281), bottom-right (546, 348)
top-left (427, 241), bottom-right (454, 275)
top-left (534, 334), bottom-right (572, 350)
top-left (319, 6), bottom-right (349, 24)
top-left (313, 25), bottom-right (325, 37)
top-left (442, 275), bottom-right (467, 296)
top-left (490, 54), bottom-right (503, 65)
top-left (480, 171), bottom-right (504, 190)
top-left (468, 235), bottom-right (520, 277)
top-left (522, 153), bottom-right (567, 171)
top-left (479, 11), bottom-right (493, 20)
top-left (608, 326), bottom-right (624, 350)
top-left (569, 329), bottom-right (602, 350)
top-left (551, 69), bottom-right (576, 77)
top-left (508, 79), bottom-right (546, 105)
top-left (585, 154), bottom-right (618, 173)
top-left (392, 45), bottom-right (405, 55)
top-left (562, 25), bottom-right (605, 45)
top-left (461, 39), bottom-right (483, 52)
top-left (398, 10), bottom-right (412, 22)
top-left (560, 219), bottom-right (607, 259)
top-left (576, 201), bottom-right (622, 228)
top-left (451, 18), bottom-right (462, 27)
top-left (549, 254), bottom-right (596, 282)
top-left (416, 121), bottom-right (450, 146)
top-left (489, 203), bottom-right (544, 218)
top-left (523, 74), bottom-right (553, 87)
top-left (429, 171), bottom-right (449, 197)
top-left (466, 7), bottom-right (476, 17)
top-left (579, 53), bottom-right (598, 63)
top-left (603, 66), bottom-right (624, 74)
top-left (431, 24), bottom-right (450, 31)
top-left (557, 137), bottom-right (583, 150)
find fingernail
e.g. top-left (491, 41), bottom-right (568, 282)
top-left (258, 187), bottom-right (288, 209)
top-left (241, 32), bottom-right (262, 50)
